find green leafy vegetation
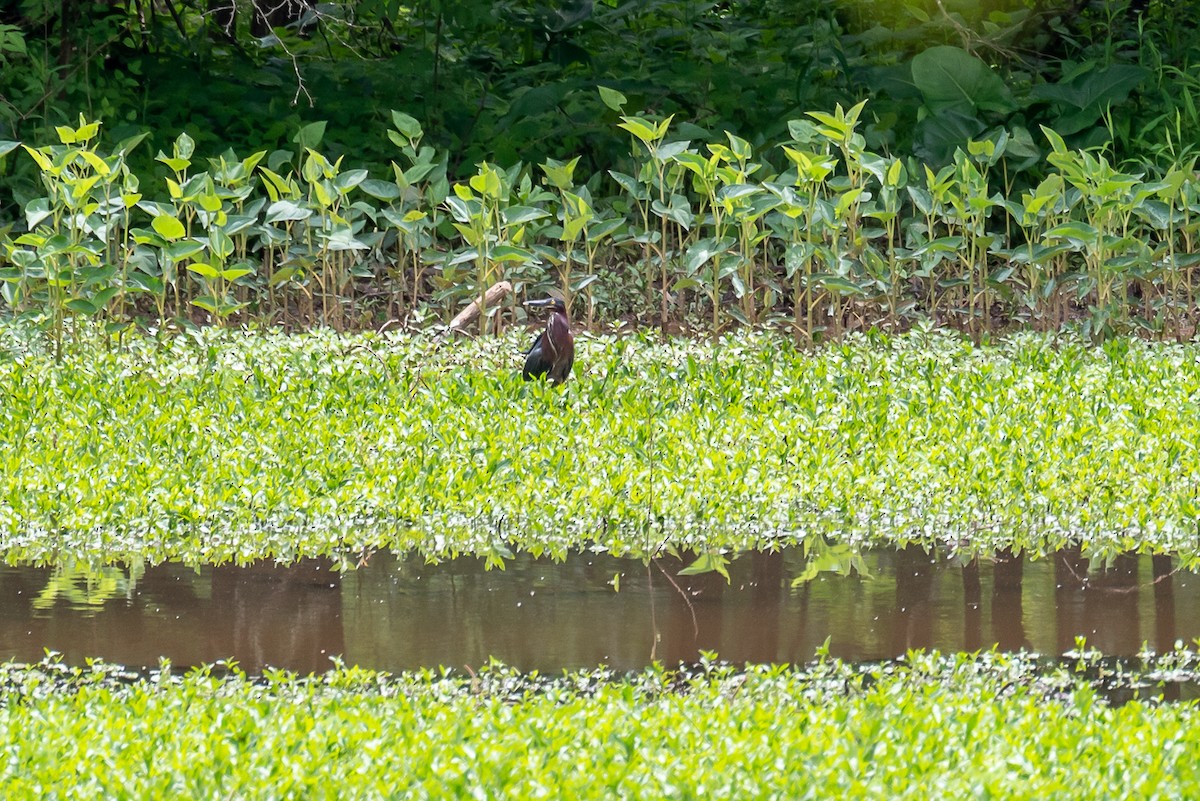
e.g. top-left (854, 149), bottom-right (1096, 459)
top-left (5, 5), bottom-right (1199, 790)
top-left (2, 651), bottom-right (1199, 798)
top-left (6, 104), bottom-right (1200, 340)
top-left (3, 1), bottom-right (1198, 181)
top-left (2, 325), bottom-right (1199, 566)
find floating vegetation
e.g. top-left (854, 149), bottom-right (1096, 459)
top-left (2, 651), bottom-right (1200, 798)
top-left (2, 325), bottom-right (1200, 566)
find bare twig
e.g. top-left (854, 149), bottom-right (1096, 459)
top-left (653, 556), bottom-right (700, 639)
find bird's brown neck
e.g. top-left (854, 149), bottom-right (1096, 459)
top-left (545, 312), bottom-right (568, 357)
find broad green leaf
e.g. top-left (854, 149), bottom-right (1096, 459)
top-left (444, 196), bottom-right (474, 224)
top-left (359, 179), bottom-right (401, 201)
top-left (21, 145), bottom-right (52, 172)
top-left (608, 170), bottom-right (645, 199)
top-left (334, 169), bottom-right (368, 193)
top-left (191, 294), bottom-right (219, 313)
top-left (468, 163), bottom-right (504, 200)
top-left (311, 179), bottom-right (333, 208)
top-left (618, 116), bottom-right (661, 146)
top-left (259, 167), bottom-right (298, 201)
top-left (207, 229), bottom-right (235, 261)
top-left (293, 121), bottom-right (327, 152)
top-left (725, 132), bottom-right (753, 161)
top-left (491, 245), bottom-right (534, 263)
top-left (323, 228), bottom-right (370, 251)
top-left (911, 45), bottom-right (1014, 113)
top-left (650, 197), bottom-right (693, 229)
top-left (90, 286), bottom-right (119, 308)
top-left (24, 197), bottom-right (51, 229)
top-left (598, 85), bottom-right (627, 111)
top-left (174, 131), bottom-right (195, 160)
top-left (540, 156), bottom-right (580, 191)
top-left (404, 162), bottom-right (438, 185)
top-left (265, 200), bottom-right (312, 223)
top-left (79, 150), bottom-right (111, 176)
top-left (186, 262), bottom-right (221, 279)
top-left (503, 205), bottom-right (551, 226)
top-left (572, 274), bottom-right (599, 291)
top-left (1044, 221), bottom-right (1099, 242)
top-left (64, 298), bottom-right (97, 314)
top-left (73, 119), bottom-right (101, 142)
top-left (220, 266), bottom-right (254, 282)
top-left (268, 265), bottom-right (301, 285)
top-left (389, 110), bottom-right (423, 141)
top-left (914, 109), bottom-right (987, 164)
top-left (685, 238), bottom-right (726, 274)
top-left (1033, 65), bottom-right (1149, 136)
top-left (151, 214), bottom-right (186, 240)
top-left (157, 154), bottom-right (190, 173)
top-left (1040, 125), bottom-right (1068, 155)
top-left (166, 241), bottom-right (206, 262)
top-left (816, 275), bottom-right (869, 295)
top-left (588, 217), bottom-right (624, 240)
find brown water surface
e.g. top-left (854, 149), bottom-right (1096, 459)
top-left (0, 547), bottom-right (1194, 673)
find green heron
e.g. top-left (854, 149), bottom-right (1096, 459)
top-left (523, 297), bottom-right (574, 384)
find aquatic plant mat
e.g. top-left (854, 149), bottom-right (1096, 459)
top-left (2, 652), bottom-right (1199, 798)
top-left (2, 325), bottom-right (1199, 566)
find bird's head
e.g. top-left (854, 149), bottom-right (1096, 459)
top-left (526, 297), bottom-right (567, 315)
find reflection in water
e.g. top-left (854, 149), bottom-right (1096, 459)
top-left (962, 558), bottom-right (982, 651)
top-left (1055, 547), bottom-right (1144, 655)
top-left (890, 545), bottom-right (935, 654)
top-left (211, 560), bottom-right (344, 672)
top-left (31, 564), bottom-right (145, 612)
top-left (0, 549), bottom-right (1195, 673)
top-left (0, 559), bottom-right (342, 673)
top-left (993, 549), bottom-right (1029, 651)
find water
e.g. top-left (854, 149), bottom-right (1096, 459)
top-left (0, 547), bottom-right (1193, 673)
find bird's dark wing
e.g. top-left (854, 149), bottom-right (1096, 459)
top-left (524, 330), bottom-right (544, 357)
top-left (552, 342), bottom-right (574, 384)
top-left (523, 332), bottom-right (548, 380)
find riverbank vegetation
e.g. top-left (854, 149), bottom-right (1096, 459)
top-left (5, 2), bottom-right (1200, 344)
top-left (7, 101), bottom-right (1200, 343)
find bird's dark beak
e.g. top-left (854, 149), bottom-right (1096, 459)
top-left (525, 298), bottom-right (556, 308)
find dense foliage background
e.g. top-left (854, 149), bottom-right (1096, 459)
top-left (3, 0), bottom-right (1199, 188)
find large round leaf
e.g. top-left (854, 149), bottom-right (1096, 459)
top-left (911, 46), bottom-right (1014, 114)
